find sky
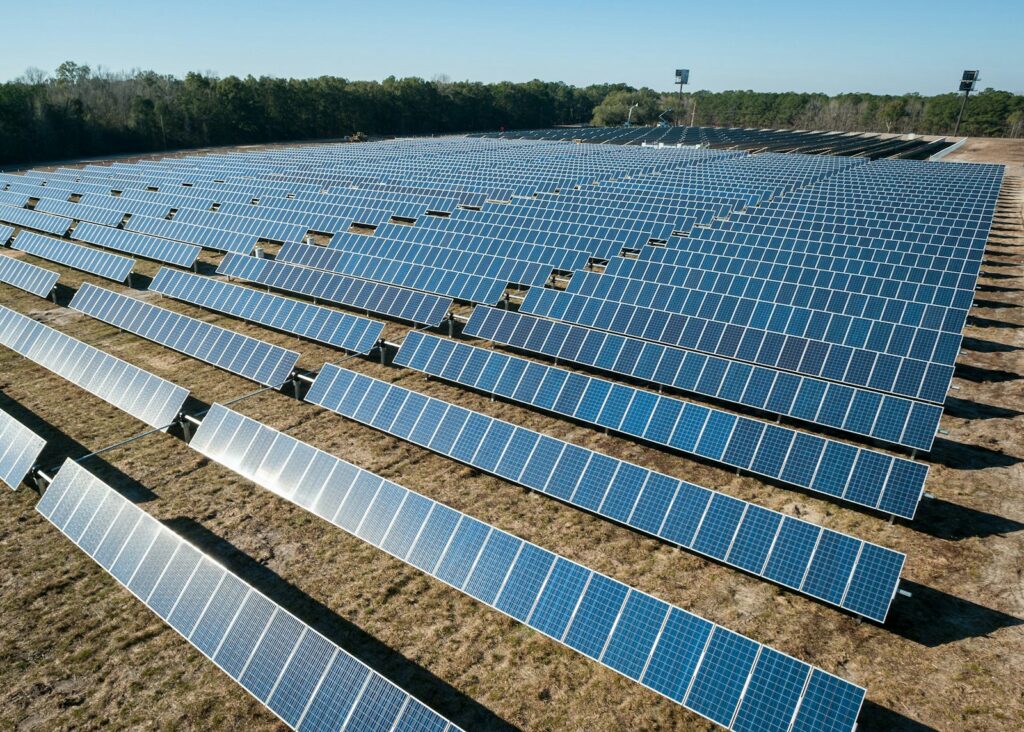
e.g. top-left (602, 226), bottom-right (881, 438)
top-left (4, 0), bottom-right (1022, 95)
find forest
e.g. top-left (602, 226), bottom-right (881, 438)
top-left (1, 62), bottom-right (1021, 166)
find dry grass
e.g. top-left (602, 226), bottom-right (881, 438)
top-left (1, 141), bottom-right (1023, 731)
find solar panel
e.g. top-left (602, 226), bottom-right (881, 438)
top-left (72, 222), bottom-right (201, 269)
top-left (0, 305), bottom-right (188, 429)
top-left (36, 459), bottom-right (462, 732)
top-left (191, 403), bottom-right (866, 731)
top-left (521, 287), bottom-right (954, 405)
top-left (69, 283), bottom-right (299, 388)
top-left (396, 331), bottom-right (927, 519)
top-left (0, 205), bottom-right (72, 236)
top-left (0, 253), bottom-right (60, 298)
top-left (34, 198), bottom-right (126, 227)
top-left (276, 242), bottom-right (509, 305)
top-left (568, 269), bottom-right (964, 356)
top-left (13, 231), bottom-right (135, 283)
top-left (0, 407), bottom-right (46, 489)
top-left (306, 364), bottom-right (904, 622)
top-left (126, 215), bottom-right (257, 254)
top-left (217, 253), bottom-right (451, 327)
top-left (0, 192), bottom-right (30, 208)
top-left (283, 238), bottom-right (555, 288)
top-left (464, 306), bottom-right (942, 452)
top-left (149, 268), bottom-right (384, 354)
top-left (0, 223), bottom-right (14, 243)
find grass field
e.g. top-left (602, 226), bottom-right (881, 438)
top-left (1, 140), bottom-right (1023, 731)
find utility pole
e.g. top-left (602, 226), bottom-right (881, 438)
top-left (954, 70), bottom-right (979, 136)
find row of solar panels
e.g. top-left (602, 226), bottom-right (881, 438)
top-left (0, 304), bottom-right (871, 732)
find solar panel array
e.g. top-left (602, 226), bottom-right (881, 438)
top-left (191, 403), bottom-right (867, 731)
top-left (306, 363), bottom-right (905, 622)
top-left (13, 231), bottom-right (135, 283)
top-left (0, 407), bottom-right (46, 490)
top-left (149, 267), bottom-right (384, 354)
top-left (71, 221), bottom-right (201, 268)
top-left (0, 304), bottom-right (188, 428)
top-left (70, 283), bottom-right (299, 388)
top-left (37, 459), bottom-right (462, 732)
top-left (0, 252), bottom-right (60, 298)
top-left (0, 136), bottom-right (1004, 732)
top-left (217, 253), bottom-right (452, 327)
top-left (397, 330), bottom-right (928, 519)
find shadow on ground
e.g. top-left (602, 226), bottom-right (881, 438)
top-left (954, 362), bottom-right (1022, 383)
top-left (959, 336), bottom-right (1020, 353)
top-left (858, 701), bottom-right (937, 732)
top-left (163, 516), bottom-right (517, 732)
top-left (927, 437), bottom-right (1021, 470)
top-left (943, 396), bottom-right (1024, 420)
top-left (966, 314), bottom-right (1021, 330)
top-left (0, 391), bottom-right (158, 502)
top-left (911, 496), bottom-right (1024, 541)
top-left (886, 580), bottom-right (1023, 648)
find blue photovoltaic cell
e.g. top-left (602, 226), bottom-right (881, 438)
top-left (35, 459), bottom-right (459, 732)
top-left (149, 267), bottom-right (384, 354)
top-left (395, 330), bottom-right (927, 520)
top-left (216, 252), bottom-right (452, 326)
top-left (189, 403), bottom-right (865, 732)
top-left (464, 306), bottom-right (941, 451)
top-left (13, 231), bottom-right (134, 282)
top-left (70, 283), bottom-right (299, 387)
top-left (304, 364), bottom-right (905, 623)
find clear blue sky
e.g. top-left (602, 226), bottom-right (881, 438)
top-left (5, 0), bottom-right (1022, 94)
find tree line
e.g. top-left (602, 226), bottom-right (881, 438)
top-left (594, 88), bottom-right (1024, 138)
top-left (1, 62), bottom-right (1021, 166)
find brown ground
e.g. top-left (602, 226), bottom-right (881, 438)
top-left (1, 140), bottom-right (1023, 732)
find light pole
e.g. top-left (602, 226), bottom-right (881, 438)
top-left (675, 69), bottom-right (689, 126)
top-left (954, 70), bottom-right (978, 136)
top-left (625, 102), bottom-right (640, 127)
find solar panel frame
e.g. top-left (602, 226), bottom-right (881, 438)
top-left (0, 305), bottom-right (188, 429)
top-left (69, 283), bottom-right (299, 388)
top-left (0, 252), bottom-right (60, 299)
top-left (13, 231), bottom-right (135, 283)
top-left (149, 267), bottom-right (384, 354)
top-left (35, 459), bottom-right (462, 732)
top-left (191, 403), bottom-right (866, 731)
top-left (0, 407), bottom-right (46, 490)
